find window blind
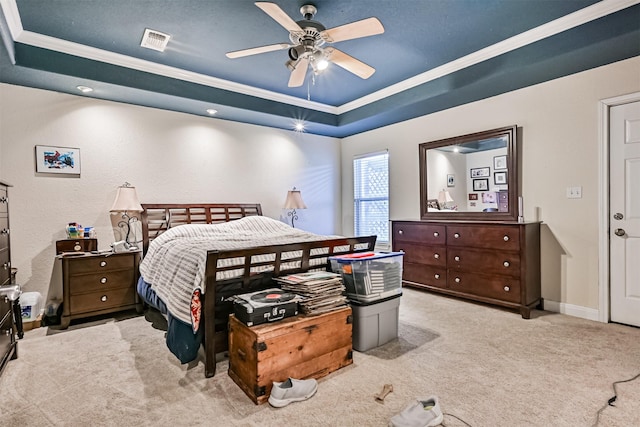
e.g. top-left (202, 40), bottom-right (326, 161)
top-left (353, 151), bottom-right (389, 243)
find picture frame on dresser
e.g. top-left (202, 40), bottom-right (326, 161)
top-left (35, 145), bottom-right (81, 175)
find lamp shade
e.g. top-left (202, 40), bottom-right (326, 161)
top-left (438, 190), bottom-right (454, 204)
top-left (283, 190), bottom-right (307, 210)
top-left (110, 185), bottom-right (143, 212)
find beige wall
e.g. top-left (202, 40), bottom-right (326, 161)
top-left (0, 85), bottom-right (341, 302)
top-left (341, 57), bottom-right (640, 316)
top-left (1, 56), bottom-right (639, 317)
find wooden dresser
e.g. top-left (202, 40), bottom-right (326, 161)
top-left (60, 251), bottom-right (143, 328)
top-left (0, 181), bottom-right (17, 374)
top-left (391, 220), bottom-right (541, 318)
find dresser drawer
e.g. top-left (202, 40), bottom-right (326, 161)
top-left (396, 242), bottom-right (446, 267)
top-left (447, 271), bottom-right (521, 303)
top-left (393, 222), bottom-right (446, 245)
top-left (68, 269), bottom-right (135, 294)
top-left (0, 250), bottom-right (9, 286)
top-left (446, 225), bottom-right (520, 251)
top-left (69, 287), bottom-right (136, 314)
top-left (68, 254), bottom-right (134, 274)
top-left (447, 248), bottom-right (521, 277)
top-left (0, 187), bottom-right (7, 214)
top-left (403, 262), bottom-right (447, 289)
top-left (0, 217), bottom-right (8, 251)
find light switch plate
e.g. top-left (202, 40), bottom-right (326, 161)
top-left (566, 186), bottom-right (582, 199)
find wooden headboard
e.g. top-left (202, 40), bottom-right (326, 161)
top-left (140, 203), bottom-right (262, 254)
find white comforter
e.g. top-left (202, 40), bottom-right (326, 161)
top-left (139, 216), bottom-right (338, 326)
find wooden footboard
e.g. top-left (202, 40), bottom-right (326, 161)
top-left (201, 235), bottom-right (377, 378)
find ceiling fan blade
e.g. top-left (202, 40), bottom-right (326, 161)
top-left (226, 43), bottom-right (291, 59)
top-left (288, 57), bottom-right (309, 87)
top-left (321, 17), bottom-right (384, 43)
top-left (255, 2), bottom-right (303, 33)
top-left (325, 48), bottom-right (375, 79)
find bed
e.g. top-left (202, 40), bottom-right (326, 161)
top-left (138, 203), bottom-right (377, 377)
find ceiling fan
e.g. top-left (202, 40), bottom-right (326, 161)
top-left (225, 2), bottom-right (385, 87)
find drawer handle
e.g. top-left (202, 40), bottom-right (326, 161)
top-left (503, 261), bottom-right (510, 267)
top-left (454, 256), bottom-right (460, 262)
top-left (0, 228), bottom-right (9, 235)
top-left (73, 244), bottom-right (82, 251)
top-left (398, 230), bottom-right (403, 235)
top-left (100, 261), bottom-right (107, 267)
top-left (101, 295), bottom-right (108, 302)
top-left (503, 235), bottom-right (510, 242)
top-left (100, 277), bottom-right (107, 284)
top-left (504, 286), bottom-right (510, 292)
top-left (2, 262), bottom-right (9, 270)
top-left (454, 233), bottom-right (460, 238)
top-left (434, 253), bottom-right (440, 259)
top-left (433, 232), bottom-right (439, 237)
top-left (0, 196), bottom-right (6, 203)
top-left (434, 274), bottom-right (440, 279)
top-left (454, 277), bottom-right (461, 283)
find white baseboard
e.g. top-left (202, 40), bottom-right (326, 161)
top-left (543, 300), bottom-right (601, 322)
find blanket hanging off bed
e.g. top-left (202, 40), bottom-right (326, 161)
top-left (139, 216), bottom-right (340, 329)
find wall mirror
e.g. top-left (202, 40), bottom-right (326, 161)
top-left (419, 125), bottom-right (519, 221)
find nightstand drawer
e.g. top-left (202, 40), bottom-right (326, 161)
top-left (68, 270), bottom-right (135, 294)
top-left (68, 254), bottom-right (134, 274)
top-left (69, 287), bottom-right (136, 314)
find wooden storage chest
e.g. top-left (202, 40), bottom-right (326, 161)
top-left (228, 306), bottom-right (353, 404)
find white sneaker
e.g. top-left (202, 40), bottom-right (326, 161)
top-left (268, 378), bottom-right (318, 408)
top-left (389, 396), bottom-right (443, 427)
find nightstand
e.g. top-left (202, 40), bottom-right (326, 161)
top-left (59, 251), bottom-right (143, 329)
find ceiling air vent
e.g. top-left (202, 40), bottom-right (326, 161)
top-left (140, 28), bottom-right (171, 52)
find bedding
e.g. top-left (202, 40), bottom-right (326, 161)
top-left (139, 216), bottom-right (341, 330)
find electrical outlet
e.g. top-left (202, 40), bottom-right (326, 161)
top-left (566, 186), bottom-right (582, 199)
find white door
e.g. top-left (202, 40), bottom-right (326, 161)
top-left (610, 101), bottom-right (640, 327)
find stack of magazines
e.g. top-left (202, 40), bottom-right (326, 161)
top-left (274, 271), bottom-right (347, 315)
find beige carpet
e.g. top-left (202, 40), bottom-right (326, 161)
top-left (1, 288), bottom-right (639, 427)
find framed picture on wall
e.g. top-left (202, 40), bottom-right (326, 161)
top-left (494, 171), bottom-right (508, 185)
top-left (494, 155), bottom-right (507, 170)
top-left (447, 174), bottom-right (455, 187)
top-left (35, 145), bottom-right (81, 175)
top-left (473, 178), bottom-right (489, 191)
top-left (470, 167), bottom-right (490, 178)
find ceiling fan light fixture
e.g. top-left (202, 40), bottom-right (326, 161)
top-left (285, 58), bottom-right (298, 71)
top-left (288, 45), bottom-right (305, 61)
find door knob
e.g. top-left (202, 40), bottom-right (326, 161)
top-left (614, 228), bottom-right (626, 237)
top-left (613, 213), bottom-right (623, 220)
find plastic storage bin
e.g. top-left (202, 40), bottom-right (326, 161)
top-left (329, 252), bottom-right (403, 303)
top-left (20, 291), bottom-right (43, 321)
top-left (351, 294), bottom-right (401, 351)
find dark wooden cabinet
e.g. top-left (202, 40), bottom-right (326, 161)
top-left (60, 251), bottom-right (143, 328)
top-left (0, 182), bottom-right (11, 287)
top-left (392, 220), bottom-right (541, 318)
top-left (0, 181), bottom-right (17, 374)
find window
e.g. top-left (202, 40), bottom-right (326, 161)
top-left (353, 151), bottom-right (389, 244)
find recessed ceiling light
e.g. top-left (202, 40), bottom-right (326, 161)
top-left (76, 85), bottom-right (93, 93)
top-left (206, 109), bottom-right (218, 115)
top-left (294, 122), bottom-right (305, 132)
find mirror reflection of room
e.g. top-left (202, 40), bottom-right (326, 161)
top-left (424, 133), bottom-right (511, 214)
